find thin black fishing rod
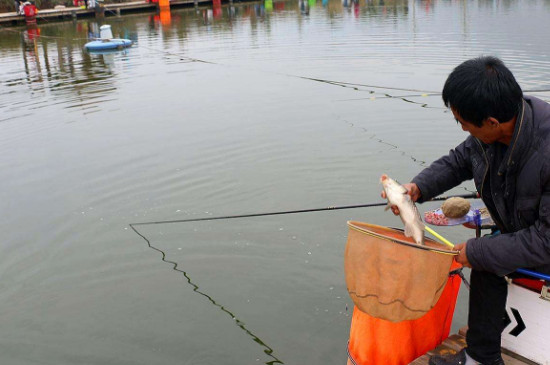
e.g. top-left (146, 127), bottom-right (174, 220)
top-left (130, 193), bottom-right (478, 226)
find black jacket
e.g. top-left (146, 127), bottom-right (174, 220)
top-left (412, 96), bottom-right (550, 276)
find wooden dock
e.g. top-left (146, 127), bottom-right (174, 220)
top-left (409, 328), bottom-right (538, 365)
top-left (0, 0), bottom-right (223, 25)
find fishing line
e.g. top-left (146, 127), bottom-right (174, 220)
top-left (288, 75), bottom-right (452, 108)
top-left (336, 115), bottom-right (429, 167)
top-left (129, 224), bottom-right (284, 365)
top-left (294, 75), bottom-right (440, 94)
top-left (336, 112), bottom-right (479, 171)
top-left (287, 75), bottom-right (449, 108)
top-left (335, 89), bottom-right (550, 101)
top-left (136, 43), bottom-right (216, 64)
top-left (335, 92), bottom-right (442, 102)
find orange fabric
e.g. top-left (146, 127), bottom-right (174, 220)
top-left (347, 262), bottom-right (462, 365)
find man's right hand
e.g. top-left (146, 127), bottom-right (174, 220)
top-left (381, 183), bottom-right (422, 216)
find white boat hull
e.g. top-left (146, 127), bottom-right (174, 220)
top-left (502, 281), bottom-right (550, 364)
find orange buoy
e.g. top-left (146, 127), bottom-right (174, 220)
top-left (158, 0), bottom-right (169, 9)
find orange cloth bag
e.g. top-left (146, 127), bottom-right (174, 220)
top-left (344, 222), bottom-right (462, 364)
top-left (347, 265), bottom-right (461, 364)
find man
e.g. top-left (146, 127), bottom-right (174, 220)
top-left (387, 56), bottom-right (550, 365)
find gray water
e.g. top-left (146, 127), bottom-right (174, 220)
top-left (1, 0), bottom-right (550, 364)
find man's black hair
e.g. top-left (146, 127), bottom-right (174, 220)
top-left (442, 56), bottom-right (523, 127)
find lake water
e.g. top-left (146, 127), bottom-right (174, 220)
top-left (1, 0), bottom-right (550, 364)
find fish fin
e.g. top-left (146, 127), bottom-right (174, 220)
top-left (411, 229), bottom-right (425, 245)
top-left (416, 229), bottom-right (425, 245)
top-left (404, 224), bottom-right (413, 238)
top-left (384, 204), bottom-right (391, 211)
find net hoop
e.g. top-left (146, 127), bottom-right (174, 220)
top-left (347, 221), bottom-right (458, 255)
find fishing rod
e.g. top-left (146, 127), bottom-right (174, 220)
top-left (129, 192), bottom-right (478, 226)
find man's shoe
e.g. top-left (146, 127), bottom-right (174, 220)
top-left (428, 349), bottom-right (505, 365)
top-left (485, 357), bottom-right (504, 365)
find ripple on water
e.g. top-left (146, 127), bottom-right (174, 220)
top-left (1, 1), bottom-right (550, 363)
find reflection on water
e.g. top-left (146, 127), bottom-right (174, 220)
top-left (1, 1), bottom-right (550, 364)
top-left (2, 0), bottom-right (550, 113)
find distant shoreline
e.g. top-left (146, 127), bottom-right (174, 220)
top-left (0, 0), bottom-right (257, 24)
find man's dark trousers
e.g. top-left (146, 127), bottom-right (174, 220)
top-left (466, 270), bottom-right (508, 363)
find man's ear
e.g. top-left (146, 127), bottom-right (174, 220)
top-left (486, 117), bottom-right (500, 128)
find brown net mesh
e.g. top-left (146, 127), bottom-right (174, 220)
top-left (344, 221), bottom-right (458, 322)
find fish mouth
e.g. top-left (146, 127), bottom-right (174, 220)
top-left (380, 174), bottom-right (388, 183)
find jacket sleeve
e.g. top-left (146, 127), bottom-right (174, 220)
top-left (411, 138), bottom-right (474, 203)
top-left (466, 164), bottom-right (550, 276)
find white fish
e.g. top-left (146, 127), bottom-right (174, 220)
top-left (380, 174), bottom-right (425, 245)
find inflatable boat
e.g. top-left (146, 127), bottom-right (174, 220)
top-left (84, 25), bottom-right (132, 52)
top-left (84, 39), bottom-right (132, 51)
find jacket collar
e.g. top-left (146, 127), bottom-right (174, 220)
top-left (496, 99), bottom-right (531, 176)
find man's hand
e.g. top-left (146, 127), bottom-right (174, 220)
top-left (453, 242), bottom-right (471, 268)
top-left (381, 183), bottom-right (422, 215)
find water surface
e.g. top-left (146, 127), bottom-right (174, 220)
top-left (1, 0), bottom-right (550, 363)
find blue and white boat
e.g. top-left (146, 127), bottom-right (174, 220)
top-left (84, 25), bottom-right (132, 52)
top-left (84, 39), bottom-right (132, 51)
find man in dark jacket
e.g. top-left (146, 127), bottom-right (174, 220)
top-left (391, 56), bottom-right (550, 365)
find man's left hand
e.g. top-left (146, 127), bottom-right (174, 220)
top-left (453, 242), bottom-right (471, 268)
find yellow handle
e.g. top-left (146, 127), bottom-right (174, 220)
top-left (424, 225), bottom-right (455, 249)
